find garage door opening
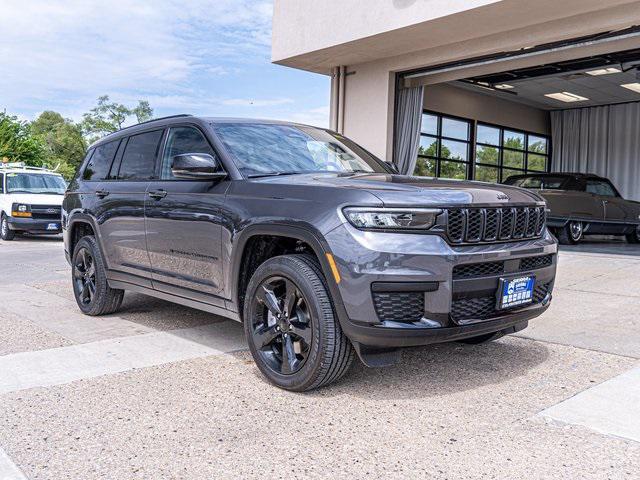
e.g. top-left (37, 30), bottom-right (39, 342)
top-left (394, 40), bottom-right (640, 245)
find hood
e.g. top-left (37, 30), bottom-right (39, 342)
top-left (7, 193), bottom-right (64, 206)
top-left (252, 172), bottom-right (544, 206)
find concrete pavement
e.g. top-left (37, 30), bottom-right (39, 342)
top-left (0, 234), bottom-right (639, 479)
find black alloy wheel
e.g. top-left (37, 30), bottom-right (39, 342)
top-left (250, 276), bottom-right (313, 375)
top-left (243, 254), bottom-right (354, 391)
top-left (74, 247), bottom-right (96, 305)
top-left (71, 235), bottom-right (124, 315)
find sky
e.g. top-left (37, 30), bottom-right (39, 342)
top-left (0, 0), bottom-right (330, 127)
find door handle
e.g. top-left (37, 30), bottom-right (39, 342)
top-left (148, 189), bottom-right (167, 200)
top-left (95, 189), bottom-right (110, 198)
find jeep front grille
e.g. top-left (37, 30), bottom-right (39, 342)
top-left (445, 206), bottom-right (545, 244)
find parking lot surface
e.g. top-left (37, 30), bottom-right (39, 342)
top-left (1, 235), bottom-right (639, 479)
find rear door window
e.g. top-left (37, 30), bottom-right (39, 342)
top-left (506, 176), bottom-right (566, 189)
top-left (117, 130), bottom-right (163, 180)
top-left (83, 140), bottom-right (119, 181)
top-left (0, 173), bottom-right (4, 194)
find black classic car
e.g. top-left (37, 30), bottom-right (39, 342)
top-left (505, 173), bottom-right (640, 245)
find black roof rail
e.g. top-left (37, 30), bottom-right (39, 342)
top-left (117, 114), bottom-right (193, 133)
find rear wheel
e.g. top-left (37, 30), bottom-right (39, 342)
top-left (557, 221), bottom-right (583, 245)
top-left (626, 226), bottom-right (640, 244)
top-left (72, 236), bottom-right (124, 315)
top-left (244, 254), bottom-right (354, 392)
top-left (1, 214), bottom-right (15, 241)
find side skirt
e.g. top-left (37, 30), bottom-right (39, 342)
top-left (108, 279), bottom-right (241, 322)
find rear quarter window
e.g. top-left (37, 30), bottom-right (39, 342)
top-left (116, 130), bottom-right (163, 180)
top-left (83, 140), bottom-right (120, 181)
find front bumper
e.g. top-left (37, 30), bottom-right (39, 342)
top-left (7, 216), bottom-right (62, 233)
top-left (325, 223), bottom-right (558, 348)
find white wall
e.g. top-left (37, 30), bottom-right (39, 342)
top-left (424, 84), bottom-right (550, 135)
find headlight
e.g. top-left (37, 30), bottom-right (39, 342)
top-left (343, 207), bottom-right (441, 230)
top-left (11, 203), bottom-right (31, 217)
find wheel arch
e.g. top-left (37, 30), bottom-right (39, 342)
top-left (230, 223), bottom-right (349, 325)
top-left (67, 214), bottom-right (103, 261)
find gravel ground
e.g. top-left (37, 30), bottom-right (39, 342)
top-left (0, 338), bottom-right (638, 479)
top-left (1, 237), bottom-right (639, 479)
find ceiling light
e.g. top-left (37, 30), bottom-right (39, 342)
top-left (621, 83), bottom-right (640, 93)
top-left (544, 92), bottom-right (589, 103)
top-left (494, 84), bottom-right (514, 89)
top-left (585, 67), bottom-right (621, 76)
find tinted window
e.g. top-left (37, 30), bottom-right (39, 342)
top-left (161, 127), bottom-right (215, 179)
top-left (0, 173), bottom-right (4, 194)
top-left (117, 130), bottom-right (163, 180)
top-left (586, 180), bottom-right (617, 197)
top-left (505, 176), bottom-right (567, 190)
top-left (83, 141), bottom-right (119, 181)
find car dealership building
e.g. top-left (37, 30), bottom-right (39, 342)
top-left (272, 0), bottom-right (640, 201)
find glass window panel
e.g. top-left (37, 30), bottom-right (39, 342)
top-left (476, 124), bottom-right (500, 146)
top-left (503, 149), bottom-right (524, 169)
top-left (418, 136), bottom-right (438, 157)
top-left (528, 135), bottom-right (548, 154)
top-left (502, 168), bottom-right (523, 183)
top-left (414, 157), bottom-right (436, 177)
top-left (439, 161), bottom-right (467, 180)
top-left (503, 130), bottom-right (525, 150)
top-left (421, 114), bottom-right (438, 135)
top-left (475, 165), bottom-right (499, 183)
top-left (527, 154), bottom-right (547, 172)
top-left (475, 145), bottom-right (499, 165)
top-left (440, 139), bottom-right (468, 161)
top-left (441, 117), bottom-right (469, 140)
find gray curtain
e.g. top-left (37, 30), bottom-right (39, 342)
top-left (551, 102), bottom-right (640, 201)
top-left (393, 85), bottom-right (424, 175)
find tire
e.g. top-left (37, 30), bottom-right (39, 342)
top-left (1, 214), bottom-right (15, 241)
top-left (243, 254), bottom-right (354, 392)
top-left (458, 332), bottom-right (505, 345)
top-left (557, 221), bottom-right (583, 245)
top-left (626, 226), bottom-right (640, 244)
top-left (72, 235), bottom-right (124, 315)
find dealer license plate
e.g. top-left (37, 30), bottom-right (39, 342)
top-left (46, 223), bottom-right (59, 231)
top-left (497, 275), bottom-right (535, 310)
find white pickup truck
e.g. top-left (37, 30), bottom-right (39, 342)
top-left (0, 163), bottom-right (67, 241)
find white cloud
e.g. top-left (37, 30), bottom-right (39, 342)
top-left (0, 0), bottom-right (274, 119)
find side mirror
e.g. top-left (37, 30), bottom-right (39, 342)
top-left (171, 153), bottom-right (227, 180)
top-left (385, 161), bottom-right (399, 174)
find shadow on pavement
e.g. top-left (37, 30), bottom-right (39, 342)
top-left (303, 338), bottom-right (550, 400)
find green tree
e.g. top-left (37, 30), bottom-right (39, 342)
top-left (81, 95), bottom-right (154, 143)
top-left (0, 112), bottom-right (45, 166)
top-left (31, 111), bottom-right (87, 180)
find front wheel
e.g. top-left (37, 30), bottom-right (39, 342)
top-left (1, 214), bottom-right (15, 241)
top-left (557, 221), bottom-right (583, 245)
top-left (626, 226), bottom-right (640, 244)
top-left (243, 254), bottom-right (354, 392)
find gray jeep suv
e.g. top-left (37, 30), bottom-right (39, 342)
top-left (63, 115), bottom-right (557, 391)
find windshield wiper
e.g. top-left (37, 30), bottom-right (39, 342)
top-left (247, 171), bottom-right (305, 178)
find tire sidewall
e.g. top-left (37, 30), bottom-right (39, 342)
top-left (1, 214), bottom-right (14, 240)
top-left (243, 256), bottom-right (331, 391)
top-left (72, 236), bottom-right (108, 314)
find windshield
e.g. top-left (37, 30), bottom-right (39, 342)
top-left (212, 123), bottom-right (388, 177)
top-left (504, 176), bottom-right (567, 190)
top-left (6, 173), bottom-right (67, 194)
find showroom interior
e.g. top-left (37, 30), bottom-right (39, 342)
top-left (396, 32), bottom-right (640, 204)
